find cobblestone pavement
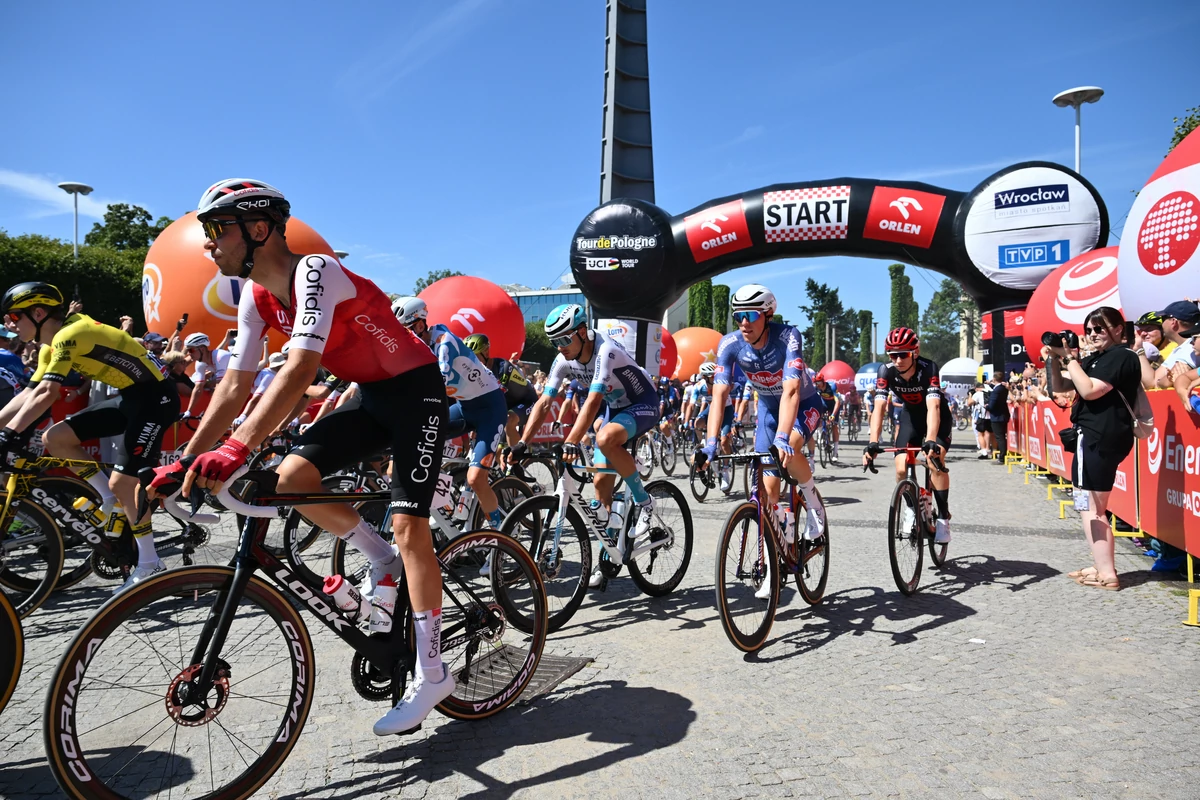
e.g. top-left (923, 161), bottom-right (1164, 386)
top-left (3, 445), bottom-right (1199, 799)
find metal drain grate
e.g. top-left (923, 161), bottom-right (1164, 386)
top-left (456, 645), bottom-right (592, 705)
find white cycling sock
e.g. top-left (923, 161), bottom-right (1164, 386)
top-left (799, 479), bottom-right (824, 522)
top-left (86, 473), bottom-right (116, 508)
top-left (413, 608), bottom-right (444, 682)
top-left (135, 531), bottom-right (158, 564)
top-left (343, 518), bottom-right (395, 566)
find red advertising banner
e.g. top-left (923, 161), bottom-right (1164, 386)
top-left (1107, 443), bottom-right (1139, 530)
top-left (1138, 392), bottom-right (1200, 554)
top-left (530, 398), bottom-right (577, 444)
top-left (1006, 402), bottom-right (1019, 453)
top-left (1035, 400), bottom-right (1075, 480)
top-left (1027, 401), bottom-right (1047, 469)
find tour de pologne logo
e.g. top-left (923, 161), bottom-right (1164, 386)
top-left (1053, 254), bottom-right (1120, 324)
top-left (1137, 191), bottom-right (1198, 276)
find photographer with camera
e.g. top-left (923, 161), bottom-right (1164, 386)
top-left (1044, 307), bottom-right (1142, 592)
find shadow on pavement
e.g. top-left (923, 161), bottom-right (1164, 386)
top-left (288, 680), bottom-right (694, 800)
top-left (0, 750), bottom-right (196, 797)
top-left (549, 583), bottom-right (720, 642)
top-left (929, 554), bottom-right (1061, 595)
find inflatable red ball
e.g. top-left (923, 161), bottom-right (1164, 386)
top-left (419, 276), bottom-right (525, 360)
top-left (672, 327), bottom-right (723, 379)
top-left (143, 211), bottom-right (334, 352)
top-left (817, 360), bottom-right (856, 394)
top-left (1022, 246), bottom-right (1121, 365)
top-left (659, 328), bottom-right (677, 378)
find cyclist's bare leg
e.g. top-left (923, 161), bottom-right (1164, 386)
top-left (275, 455), bottom-right (362, 533)
top-left (392, 512), bottom-right (442, 611)
top-left (596, 422), bottom-right (634, 478)
top-left (594, 471), bottom-right (616, 508)
top-left (468, 465), bottom-right (499, 517)
top-left (504, 411), bottom-right (519, 447)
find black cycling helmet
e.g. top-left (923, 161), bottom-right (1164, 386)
top-left (196, 178), bottom-right (291, 279)
top-left (3, 281), bottom-right (67, 342)
top-left (1135, 311), bottom-right (1165, 328)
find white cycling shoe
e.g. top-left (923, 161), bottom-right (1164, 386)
top-left (804, 508), bottom-right (825, 541)
top-left (113, 560), bottom-right (166, 595)
top-left (360, 548), bottom-right (400, 604)
top-left (632, 500), bottom-right (655, 540)
top-left (755, 559), bottom-right (773, 600)
top-left (588, 568), bottom-right (606, 588)
top-left (935, 519), bottom-right (952, 544)
top-left (373, 665), bottom-right (456, 735)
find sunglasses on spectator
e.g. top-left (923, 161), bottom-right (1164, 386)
top-left (887, 352), bottom-right (912, 360)
top-left (732, 310), bottom-right (763, 324)
top-left (549, 333), bottom-right (576, 348)
top-left (1084, 325), bottom-right (1112, 335)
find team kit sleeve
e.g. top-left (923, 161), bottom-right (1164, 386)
top-left (38, 325), bottom-right (83, 384)
top-left (542, 355), bottom-right (567, 398)
top-left (874, 362), bottom-right (891, 393)
top-left (287, 255), bottom-right (355, 355)
top-left (589, 339), bottom-right (614, 393)
top-left (29, 343), bottom-right (55, 384)
top-left (782, 326), bottom-right (804, 383)
top-left (713, 332), bottom-right (740, 386)
top-left (227, 284), bottom-right (271, 373)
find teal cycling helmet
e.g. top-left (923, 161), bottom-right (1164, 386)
top-left (544, 303), bottom-right (587, 339)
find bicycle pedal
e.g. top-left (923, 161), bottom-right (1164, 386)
top-left (389, 724), bottom-right (422, 736)
top-left (591, 576), bottom-right (609, 592)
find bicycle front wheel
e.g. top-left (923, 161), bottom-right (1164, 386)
top-left (795, 490), bottom-right (830, 605)
top-left (500, 494), bottom-right (591, 633)
top-left (435, 530), bottom-right (547, 720)
top-left (0, 589), bottom-right (21, 719)
top-left (636, 437), bottom-right (654, 481)
top-left (658, 434), bottom-right (676, 476)
top-left (888, 479), bottom-right (924, 595)
top-left (688, 460), bottom-right (710, 503)
top-left (43, 565), bottom-right (315, 800)
top-left (714, 502), bottom-right (778, 652)
top-left (627, 480), bottom-right (693, 597)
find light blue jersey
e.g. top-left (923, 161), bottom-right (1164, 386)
top-left (428, 324), bottom-right (500, 401)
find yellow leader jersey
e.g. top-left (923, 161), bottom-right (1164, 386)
top-left (31, 314), bottom-right (165, 390)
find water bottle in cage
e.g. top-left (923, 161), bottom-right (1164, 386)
top-left (454, 487), bottom-right (475, 521)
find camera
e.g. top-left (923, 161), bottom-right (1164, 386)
top-left (1040, 330), bottom-right (1079, 349)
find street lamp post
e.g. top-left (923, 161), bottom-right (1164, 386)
top-left (1052, 86), bottom-right (1104, 174)
top-left (872, 321), bottom-right (878, 362)
top-left (334, 250), bottom-right (349, 260)
top-left (57, 182), bottom-right (94, 262)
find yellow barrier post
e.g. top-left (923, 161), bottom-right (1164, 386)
top-left (1184, 554), bottom-right (1200, 628)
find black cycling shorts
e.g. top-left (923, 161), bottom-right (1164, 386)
top-left (291, 362), bottom-right (448, 518)
top-left (64, 380), bottom-right (179, 473)
top-left (895, 406), bottom-right (952, 450)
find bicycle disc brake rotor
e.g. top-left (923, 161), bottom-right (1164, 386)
top-left (166, 661), bottom-right (231, 726)
top-left (468, 602), bottom-right (507, 644)
top-left (350, 652), bottom-right (394, 702)
top-left (537, 545), bottom-right (562, 580)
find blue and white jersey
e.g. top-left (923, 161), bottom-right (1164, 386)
top-left (714, 323), bottom-right (816, 410)
top-left (428, 324), bottom-right (500, 401)
top-left (590, 334), bottom-right (657, 410)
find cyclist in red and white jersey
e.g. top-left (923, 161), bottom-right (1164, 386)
top-left (146, 179), bottom-right (454, 734)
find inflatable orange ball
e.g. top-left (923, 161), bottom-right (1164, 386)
top-left (671, 327), bottom-right (723, 380)
top-left (419, 276), bottom-right (526, 360)
top-left (142, 211), bottom-right (335, 352)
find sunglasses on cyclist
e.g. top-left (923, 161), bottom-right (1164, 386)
top-left (549, 332), bottom-right (576, 348)
top-left (887, 351), bottom-right (913, 360)
top-left (732, 310), bottom-right (763, 324)
top-left (201, 217), bottom-right (267, 242)
top-left (3, 311), bottom-right (24, 324)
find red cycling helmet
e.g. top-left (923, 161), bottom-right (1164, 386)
top-left (814, 372), bottom-right (826, 382)
top-left (885, 327), bottom-right (919, 353)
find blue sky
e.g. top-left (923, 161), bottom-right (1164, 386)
top-left (1, 0), bottom-right (1196, 337)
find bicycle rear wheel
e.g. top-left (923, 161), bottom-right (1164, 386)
top-left (500, 494), bottom-right (591, 633)
top-left (688, 460), bottom-right (711, 503)
top-left (0, 589), bottom-right (21, 719)
top-left (714, 502), bottom-right (778, 652)
top-left (43, 566), bottom-right (314, 800)
top-left (470, 475), bottom-right (533, 531)
top-left (627, 480), bottom-right (693, 597)
top-left (435, 530), bottom-right (547, 720)
top-left (794, 494), bottom-right (830, 605)
top-left (636, 437), bottom-right (654, 481)
top-left (32, 475), bottom-right (100, 589)
top-left (658, 434), bottom-right (677, 476)
top-left (518, 457), bottom-right (558, 496)
top-left (888, 479), bottom-right (924, 595)
top-left (0, 499), bottom-right (65, 618)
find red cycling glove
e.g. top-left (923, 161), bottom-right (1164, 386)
top-left (147, 460), bottom-right (188, 495)
top-left (189, 439), bottom-right (252, 484)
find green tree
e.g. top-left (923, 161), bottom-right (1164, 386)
top-left (84, 204), bottom-right (172, 251)
top-left (712, 284), bottom-right (730, 333)
top-left (1169, 105), bottom-right (1200, 153)
top-left (919, 278), bottom-right (980, 366)
top-left (888, 263), bottom-right (919, 334)
top-left (522, 320), bottom-right (558, 371)
top-left (413, 269), bottom-right (465, 294)
top-left (771, 313), bottom-right (784, 325)
top-left (811, 311), bottom-right (827, 368)
top-left (688, 279), bottom-right (713, 329)
top-left (0, 231), bottom-right (144, 329)
top-left (797, 278), bottom-right (859, 366)
top-left (858, 309), bottom-right (874, 365)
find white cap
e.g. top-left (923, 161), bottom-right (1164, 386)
top-left (268, 352), bottom-right (287, 369)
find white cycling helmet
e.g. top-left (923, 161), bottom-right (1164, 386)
top-left (730, 284), bottom-right (777, 317)
top-left (699, 362), bottom-right (717, 376)
top-left (183, 332), bottom-right (210, 348)
top-left (392, 296), bottom-right (428, 326)
top-left (197, 178), bottom-right (290, 223)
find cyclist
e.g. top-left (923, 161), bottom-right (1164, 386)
top-left (813, 373), bottom-right (842, 462)
top-left (462, 332), bottom-right (538, 447)
top-left (0, 281), bottom-right (180, 591)
top-left (696, 361), bottom-right (737, 490)
top-left (145, 179), bottom-right (453, 735)
top-left (696, 284), bottom-right (827, 543)
top-left (392, 297), bottom-right (508, 530)
top-left (181, 331), bottom-right (231, 420)
top-left (862, 327), bottom-right (952, 544)
top-left (844, 385), bottom-right (862, 431)
top-left (509, 304), bottom-right (660, 585)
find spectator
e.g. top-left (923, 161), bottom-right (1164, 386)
top-left (969, 383), bottom-right (992, 458)
top-left (0, 329), bottom-right (28, 377)
top-left (160, 350), bottom-right (195, 398)
top-left (1155, 300), bottom-right (1200, 360)
top-left (181, 332), bottom-right (231, 419)
top-left (233, 351), bottom-right (286, 432)
top-left (1046, 306), bottom-right (1141, 592)
top-left (1166, 326), bottom-right (1200, 414)
top-left (141, 332), bottom-right (168, 359)
top-left (1155, 321), bottom-right (1199, 388)
top-left (987, 375), bottom-right (1011, 463)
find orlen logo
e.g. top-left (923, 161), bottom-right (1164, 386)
top-left (685, 199), bottom-right (751, 263)
top-left (142, 263), bottom-right (164, 324)
top-left (1053, 254), bottom-right (1120, 324)
top-left (202, 272), bottom-right (244, 322)
top-left (1145, 428), bottom-right (1163, 475)
top-left (1048, 443), bottom-right (1065, 472)
top-left (863, 186), bottom-right (946, 249)
top-left (1136, 191), bottom-right (1198, 276)
top-left (451, 308), bottom-right (485, 333)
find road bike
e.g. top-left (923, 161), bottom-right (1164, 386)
top-left (814, 416), bottom-right (836, 468)
top-left (713, 448), bottom-right (830, 653)
top-left (503, 448), bottom-right (693, 633)
top-left (0, 588), bottom-right (21, 720)
top-left (865, 446), bottom-right (949, 595)
top-left (43, 467), bottom-right (547, 800)
top-left (689, 450), bottom-right (735, 502)
top-left (846, 406), bottom-right (863, 441)
top-left (647, 427), bottom-right (677, 476)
